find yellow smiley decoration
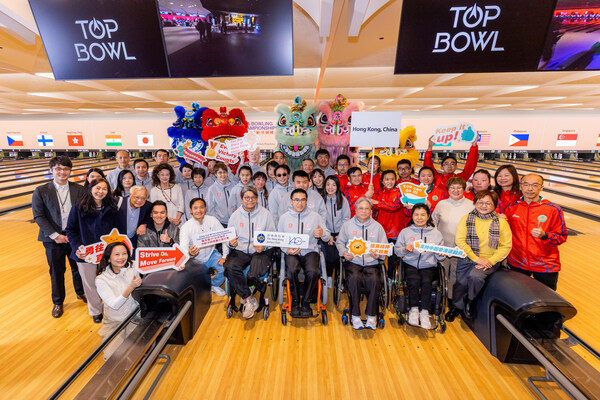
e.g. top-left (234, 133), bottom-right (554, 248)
top-left (347, 237), bottom-right (368, 257)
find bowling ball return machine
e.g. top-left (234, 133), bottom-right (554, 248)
top-left (468, 268), bottom-right (600, 400)
top-left (48, 263), bottom-right (211, 400)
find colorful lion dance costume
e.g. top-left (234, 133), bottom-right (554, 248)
top-left (371, 126), bottom-right (420, 171)
top-left (274, 96), bottom-right (319, 172)
top-left (167, 102), bottom-right (208, 167)
top-left (317, 94), bottom-right (364, 166)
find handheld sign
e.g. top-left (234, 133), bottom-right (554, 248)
top-left (397, 182), bottom-right (428, 205)
top-left (537, 215), bottom-right (547, 229)
top-left (175, 139), bottom-right (206, 165)
top-left (225, 132), bottom-right (259, 153)
top-left (253, 231), bottom-right (310, 249)
top-left (431, 123), bottom-right (476, 147)
top-left (349, 111), bottom-right (402, 148)
top-left (135, 244), bottom-right (189, 274)
top-left (194, 227), bottom-right (236, 248)
top-left (78, 228), bottom-right (133, 264)
top-left (347, 237), bottom-right (393, 257)
top-left (413, 240), bottom-right (467, 258)
top-left (205, 139), bottom-right (239, 164)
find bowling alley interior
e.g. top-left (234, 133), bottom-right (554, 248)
top-left (1, 0), bottom-right (600, 399)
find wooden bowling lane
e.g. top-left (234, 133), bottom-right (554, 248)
top-left (0, 159), bottom-right (119, 184)
top-left (0, 158), bottom-right (104, 177)
top-left (531, 160), bottom-right (600, 173)
top-left (2, 208), bottom-right (599, 399)
top-left (482, 159), bottom-right (600, 181)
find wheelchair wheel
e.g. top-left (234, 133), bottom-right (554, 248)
top-left (281, 311), bottom-right (287, 326)
top-left (397, 313), bottom-right (405, 325)
top-left (270, 271), bottom-right (279, 302)
top-left (263, 306), bottom-right (269, 320)
top-left (322, 310), bottom-right (328, 326)
top-left (341, 310), bottom-right (349, 325)
top-left (439, 319), bottom-right (447, 334)
top-left (226, 305), bottom-right (233, 319)
top-left (332, 266), bottom-right (340, 307)
top-left (378, 318), bottom-right (385, 329)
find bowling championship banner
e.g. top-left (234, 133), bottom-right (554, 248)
top-left (395, 0), bottom-right (557, 74)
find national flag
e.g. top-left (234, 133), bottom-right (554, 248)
top-left (137, 134), bottom-right (154, 146)
top-left (105, 134), bottom-right (122, 147)
top-left (67, 134), bottom-right (84, 146)
top-left (37, 135), bottom-right (54, 147)
top-left (7, 134), bottom-right (23, 146)
top-left (477, 133), bottom-right (490, 147)
top-left (596, 134), bottom-right (600, 147)
top-left (509, 134), bottom-right (529, 147)
top-left (556, 133), bottom-right (578, 147)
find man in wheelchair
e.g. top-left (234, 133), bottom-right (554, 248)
top-left (278, 189), bottom-right (330, 318)
top-left (336, 198), bottom-right (387, 330)
top-left (224, 186), bottom-right (276, 319)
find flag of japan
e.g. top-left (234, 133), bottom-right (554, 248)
top-left (556, 133), bottom-right (577, 147)
top-left (67, 134), bottom-right (84, 146)
top-left (137, 134), bottom-right (154, 146)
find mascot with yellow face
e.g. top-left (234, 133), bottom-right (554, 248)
top-left (370, 126), bottom-right (419, 172)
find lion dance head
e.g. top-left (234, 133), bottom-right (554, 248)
top-left (372, 126), bottom-right (419, 172)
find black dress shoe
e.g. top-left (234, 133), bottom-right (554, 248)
top-left (464, 298), bottom-right (474, 319)
top-left (52, 304), bottom-right (64, 318)
top-left (291, 306), bottom-right (301, 318)
top-left (300, 305), bottom-right (313, 318)
top-left (77, 294), bottom-right (87, 303)
top-left (444, 307), bottom-right (460, 322)
top-left (92, 314), bottom-right (103, 324)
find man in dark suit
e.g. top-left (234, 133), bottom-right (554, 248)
top-left (118, 184), bottom-right (152, 253)
top-left (32, 156), bottom-right (86, 318)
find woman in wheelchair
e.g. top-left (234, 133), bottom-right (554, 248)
top-left (278, 189), bottom-right (330, 318)
top-left (394, 203), bottom-right (445, 329)
top-left (336, 197), bottom-right (388, 330)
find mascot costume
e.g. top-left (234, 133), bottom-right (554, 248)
top-left (274, 96), bottom-right (319, 172)
top-left (167, 104), bottom-right (250, 174)
top-left (317, 94), bottom-right (364, 166)
top-left (370, 126), bottom-right (420, 172)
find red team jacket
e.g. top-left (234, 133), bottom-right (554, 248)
top-left (505, 198), bottom-right (567, 273)
top-left (497, 189), bottom-right (520, 214)
top-left (343, 183), bottom-right (370, 216)
top-left (423, 144), bottom-right (479, 193)
top-left (425, 184), bottom-right (447, 212)
top-left (362, 172), bottom-right (381, 192)
top-left (336, 174), bottom-right (349, 191)
top-left (373, 187), bottom-right (405, 239)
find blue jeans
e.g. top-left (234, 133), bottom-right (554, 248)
top-left (204, 249), bottom-right (225, 287)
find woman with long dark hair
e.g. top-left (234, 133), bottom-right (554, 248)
top-left (84, 167), bottom-right (105, 189)
top-left (113, 169), bottom-right (135, 198)
top-left (253, 171), bottom-right (269, 209)
top-left (493, 164), bottom-right (521, 213)
top-left (310, 168), bottom-right (326, 196)
top-left (66, 177), bottom-right (124, 323)
top-left (321, 175), bottom-right (350, 284)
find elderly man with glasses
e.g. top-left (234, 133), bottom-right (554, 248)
top-left (117, 185), bottom-right (153, 253)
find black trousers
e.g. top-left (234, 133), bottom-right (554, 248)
top-left (43, 241), bottom-right (84, 305)
top-left (285, 251), bottom-right (320, 307)
top-left (387, 238), bottom-right (398, 280)
top-left (344, 261), bottom-right (382, 317)
top-left (508, 264), bottom-right (559, 291)
top-left (224, 248), bottom-right (274, 299)
top-left (404, 262), bottom-right (436, 309)
top-left (321, 235), bottom-right (338, 277)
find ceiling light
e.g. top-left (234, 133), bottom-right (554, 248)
top-left (34, 72), bottom-right (55, 79)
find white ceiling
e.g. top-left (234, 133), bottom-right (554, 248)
top-left (1, 0), bottom-right (600, 116)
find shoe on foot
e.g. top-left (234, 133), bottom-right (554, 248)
top-left (301, 304), bottom-right (313, 317)
top-left (445, 307), bottom-right (460, 322)
top-left (211, 286), bottom-right (226, 296)
top-left (365, 315), bottom-right (377, 330)
top-left (327, 277), bottom-right (333, 288)
top-left (92, 314), bottom-right (103, 324)
top-left (420, 309), bottom-right (432, 329)
top-left (291, 305), bottom-right (301, 318)
top-left (77, 294), bottom-right (87, 303)
top-left (351, 315), bottom-right (364, 330)
top-left (408, 307), bottom-right (419, 326)
top-left (242, 298), bottom-right (258, 319)
top-left (463, 295), bottom-right (473, 319)
top-left (52, 304), bottom-right (63, 318)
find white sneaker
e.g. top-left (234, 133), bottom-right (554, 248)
top-left (365, 315), bottom-right (377, 330)
top-left (420, 309), bottom-right (432, 330)
top-left (327, 277), bottom-right (333, 288)
top-left (408, 307), bottom-right (419, 326)
top-left (211, 286), bottom-right (226, 296)
top-left (351, 315), bottom-right (364, 330)
top-left (242, 298), bottom-right (258, 319)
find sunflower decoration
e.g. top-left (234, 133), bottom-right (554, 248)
top-left (347, 237), bottom-right (368, 257)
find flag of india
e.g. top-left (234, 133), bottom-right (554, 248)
top-left (106, 135), bottom-right (122, 146)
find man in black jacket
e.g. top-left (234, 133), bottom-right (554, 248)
top-left (117, 185), bottom-right (152, 253)
top-left (32, 156), bottom-right (86, 318)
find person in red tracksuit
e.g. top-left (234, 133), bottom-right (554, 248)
top-left (396, 159), bottom-right (420, 186)
top-left (372, 170), bottom-right (405, 279)
top-left (335, 154), bottom-right (351, 191)
top-left (424, 134), bottom-right (479, 194)
top-left (464, 169), bottom-right (493, 201)
top-left (417, 166), bottom-right (447, 213)
top-left (344, 166), bottom-right (374, 216)
top-left (505, 174), bottom-right (567, 290)
top-left (362, 155), bottom-right (381, 193)
top-left (493, 165), bottom-right (521, 214)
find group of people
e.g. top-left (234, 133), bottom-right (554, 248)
top-left (33, 141), bottom-right (567, 339)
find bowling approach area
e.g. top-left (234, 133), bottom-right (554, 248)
top-left (1, 156), bottom-right (600, 400)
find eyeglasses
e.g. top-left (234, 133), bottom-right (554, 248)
top-left (276, 173), bottom-right (288, 177)
top-left (53, 167), bottom-right (71, 172)
top-left (476, 202), bottom-right (494, 207)
top-left (292, 198), bottom-right (307, 203)
top-left (243, 196), bottom-right (257, 200)
top-left (132, 196), bottom-right (147, 201)
top-left (521, 183), bottom-right (541, 189)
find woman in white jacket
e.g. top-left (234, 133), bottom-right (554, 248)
top-left (179, 197), bottom-right (227, 296)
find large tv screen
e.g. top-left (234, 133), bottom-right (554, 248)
top-left (538, 0), bottom-right (600, 70)
top-left (394, 0), bottom-right (558, 74)
top-left (28, 0), bottom-right (293, 80)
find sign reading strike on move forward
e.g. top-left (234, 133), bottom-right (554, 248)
top-left (349, 111), bottom-right (402, 148)
top-left (431, 122), bottom-right (477, 147)
top-left (135, 244), bottom-right (189, 274)
top-left (253, 231), bottom-right (310, 250)
top-left (194, 228), bottom-right (237, 248)
top-left (413, 240), bottom-right (467, 258)
top-left (347, 237), bottom-right (393, 257)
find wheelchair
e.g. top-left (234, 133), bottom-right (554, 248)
top-left (278, 249), bottom-right (328, 326)
top-left (333, 257), bottom-right (388, 329)
top-left (391, 261), bottom-right (447, 333)
top-left (225, 248), bottom-right (280, 320)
